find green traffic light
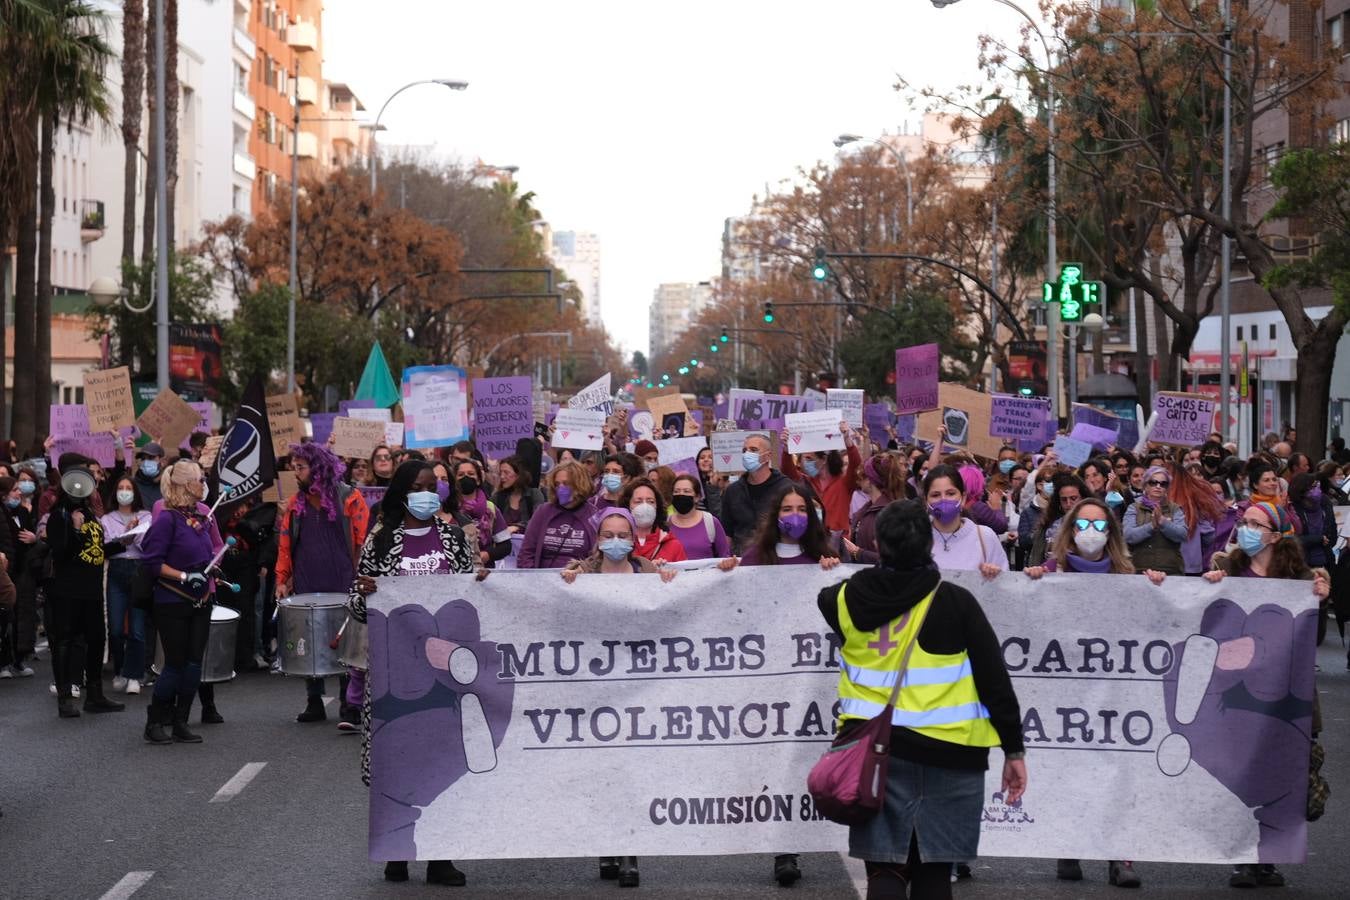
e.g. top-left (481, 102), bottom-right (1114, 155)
top-left (1018, 387), bottom-right (1033, 396)
top-left (764, 313), bottom-right (774, 323)
top-left (710, 344), bottom-right (718, 352)
top-left (690, 358), bottom-right (698, 366)
top-left (719, 334), bottom-right (728, 343)
top-left (812, 265), bottom-right (828, 281)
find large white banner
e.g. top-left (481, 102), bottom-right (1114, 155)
top-left (367, 569), bottom-right (1317, 864)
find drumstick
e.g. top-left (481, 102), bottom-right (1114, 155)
top-left (205, 535), bottom-right (237, 574)
top-left (204, 484), bottom-right (234, 522)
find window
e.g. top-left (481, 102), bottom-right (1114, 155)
top-left (1333, 118), bottom-right (1350, 145)
top-left (1269, 324), bottom-right (1276, 341)
top-left (1236, 326), bottom-right (1243, 341)
top-left (1331, 14), bottom-right (1344, 51)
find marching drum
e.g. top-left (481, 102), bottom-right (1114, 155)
top-left (151, 605), bottom-right (240, 683)
top-left (336, 617), bottom-right (369, 670)
top-left (277, 593), bottom-right (348, 677)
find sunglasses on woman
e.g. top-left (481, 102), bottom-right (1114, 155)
top-left (1074, 518), bottom-right (1109, 533)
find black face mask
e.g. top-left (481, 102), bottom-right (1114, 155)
top-left (1202, 456), bottom-right (1221, 471)
top-left (457, 476), bottom-right (478, 496)
top-left (671, 495), bottom-right (697, 515)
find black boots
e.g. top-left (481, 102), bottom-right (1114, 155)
top-left (616, 857), bottom-right (639, 888)
top-left (383, 861), bottom-right (409, 882)
top-left (171, 698), bottom-right (203, 743)
top-left (57, 695), bottom-right (81, 718)
top-left (599, 857), bottom-right (621, 880)
top-left (296, 697), bottom-right (326, 722)
top-left (426, 860), bottom-right (467, 886)
top-left (144, 702), bottom-right (172, 745)
top-left (200, 705), bottom-right (224, 724)
top-left (84, 682), bottom-right (126, 714)
top-left (774, 854), bottom-right (801, 887)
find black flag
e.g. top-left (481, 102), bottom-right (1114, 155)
top-left (214, 376), bottom-right (276, 504)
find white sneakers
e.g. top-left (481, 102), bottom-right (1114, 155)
top-left (49, 683), bottom-right (81, 697)
top-left (0, 667), bottom-right (11, 679)
top-left (1, 663), bottom-right (33, 679)
top-left (125, 679), bottom-right (141, 695)
top-left (112, 676), bottom-right (129, 691)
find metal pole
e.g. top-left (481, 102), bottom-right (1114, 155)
top-left (990, 195), bottom-right (999, 393)
top-left (287, 61), bottom-right (299, 392)
top-left (1219, 0), bottom-right (1233, 438)
top-left (1069, 325), bottom-right (1079, 404)
top-left (1046, 74), bottom-right (1060, 422)
top-left (153, 0), bottom-right (170, 391)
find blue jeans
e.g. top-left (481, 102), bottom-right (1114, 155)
top-left (106, 558), bottom-right (147, 680)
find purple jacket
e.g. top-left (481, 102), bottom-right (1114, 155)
top-left (965, 500), bottom-right (1008, 535)
top-left (140, 507), bottom-right (216, 604)
top-left (516, 502), bottom-right (596, 569)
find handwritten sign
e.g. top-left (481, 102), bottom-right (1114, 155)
top-left (275, 470), bottom-right (300, 502)
top-left (784, 410), bottom-right (846, 454)
top-left (894, 343), bottom-right (939, 414)
top-left (710, 431), bottom-right (752, 473)
top-left (179, 402), bottom-right (213, 451)
top-left (384, 421), bottom-right (405, 448)
top-left (331, 416), bottom-right (387, 459)
top-left (863, 404), bottom-right (894, 445)
top-left (568, 373), bottom-right (613, 415)
top-left (266, 393), bottom-right (303, 457)
top-left (356, 485), bottom-right (387, 509)
top-left (1052, 435), bottom-right (1094, 468)
top-left (199, 434), bottom-right (225, 469)
top-left (83, 366), bottom-right (135, 432)
top-left (826, 389), bottom-right (865, 429)
top-left (655, 436), bottom-right (708, 466)
top-left (1151, 392), bottom-right (1216, 447)
top-left (551, 409), bottom-right (605, 451)
top-left (136, 389), bottom-right (201, 452)
top-left (731, 392), bottom-right (815, 430)
top-left (989, 395), bottom-right (1051, 440)
top-left (402, 365), bottom-right (469, 449)
top-left (50, 404), bottom-right (116, 467)
top-left (473, 376), bottom-right (534, 460)
top-left (348, 407), bottom-right (393, 424)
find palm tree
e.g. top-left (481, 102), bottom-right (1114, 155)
top-left (31, 0), bottom-right (112, 438)
top-left (120, 0), bottom-right (143, 263)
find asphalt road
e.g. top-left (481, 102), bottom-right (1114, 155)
top-left (3, 641), bottom-right (1348, 900)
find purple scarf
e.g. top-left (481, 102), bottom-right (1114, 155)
top-left (461, 490), bottom-right (493, 539)
top-left (1065, 553), bottom-right (1114, 574)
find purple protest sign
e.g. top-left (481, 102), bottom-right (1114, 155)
top-left (1068, 422), bottom-right (1118, 453)
top-left (356, 485), bottom-right (388, 508)
top-left (863, 404), bottom-right (893, 445)
top-left (896, 414), bottom-right (917, 443)
top-left (1151, 392), bottom-right (1216, 447)
top-left (989, 395), bottom-right (1051, 440)
top-left (472, 377), bottom-right (533, 460)
top-left (894, 343), bottom-right (939, 414)
top-left (50, 404), bottom-right (117, 466)
top-left (310, 413), bottom-right (337, 447)
top-left (732, 393), bottom-right (815, 430)
top-left (339, 399), bottom-right (376, 417)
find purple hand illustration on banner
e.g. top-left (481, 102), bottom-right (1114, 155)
top-left (368, 600), bottom-right (516, 860)
top-left (1159, 599), bottom-right (1315, 863)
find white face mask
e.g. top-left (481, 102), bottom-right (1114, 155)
top-left (1073, 529), bottom-right (1109, 557)
top-left (631, 503), bottom-right (657, 527)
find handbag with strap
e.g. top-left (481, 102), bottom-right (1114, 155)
top-left (806, 584), bottom-right (938, 825)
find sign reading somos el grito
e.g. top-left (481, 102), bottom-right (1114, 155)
top-left (368, 569), bottom-right (1315, 865)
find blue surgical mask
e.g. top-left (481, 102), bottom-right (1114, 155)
top-left (1041, 481), bottom-right (1054, 497)
top-left (406, 491), bottom-right (441, 521)
top-left (140, 460), bottom-right (160, 478)
top-left (18, 480), bottom-right (35, 496)
top-left (998, 459), bottom-right (1016, 476)
top-left (4, 497), bottom-right (19, 510)
top-left (802, 459), bottom-right (820, 478)
top-left (742, 451), bottom-right (764, 474)
top-left (1105, 490), bottom-right (1124, 508)
top-left (601, 473), bottom-right (624, 494)
top-left (598, 537), bottom-right (634, 561)
top-left (1236, 525), bottom-right (1267, 557)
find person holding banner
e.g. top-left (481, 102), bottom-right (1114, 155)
top-left (346, 460), bottom-right (478, 886)
top-left (490, 455), bottom-right (545, 534)
top-left (666, 474), bottom-right (732, 561)
top-left (923, 466), bottom-right (1008, 579)
top-left (1122, 466), bottom-right (1188, 576)
top-left (517, 460), bottom-right (597, 569)
top-left (1203, 499), bottom-right (1329, 889)
top-left (1024, 496), bottom-right (1166, 888)
top-left (737, 484), bottom-right (841, 570)
top-left (620, 478), bottom-right (687, 564)
top-left (820, 499), bottom-right (1026, 900)
top-left (452, 459), bottom-right (511, 567)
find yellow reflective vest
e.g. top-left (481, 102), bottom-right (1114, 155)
top-left (835, 583), bottom-right (999, 748)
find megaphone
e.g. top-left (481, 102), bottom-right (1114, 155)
top-left (61, 467), bottom-right (97, 500)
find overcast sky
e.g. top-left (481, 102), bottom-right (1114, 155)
top-left (323, 0), bottom-right (1036, 357)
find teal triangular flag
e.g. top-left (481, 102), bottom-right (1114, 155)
top-left (354, 342), bottom-right (400, 408)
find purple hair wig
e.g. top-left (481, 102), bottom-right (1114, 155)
top-left (289, 441), bottom-right (347, 521)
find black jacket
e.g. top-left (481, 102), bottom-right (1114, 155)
top-left (719, 469), bottom-right (815, 554)
top-left (817, 566), bottom-right (1025, 771)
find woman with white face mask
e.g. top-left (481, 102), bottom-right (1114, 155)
top-left (1024, 497), bottom-right (1162, 889)
top-left (619, 478), bottom-right (687, 564)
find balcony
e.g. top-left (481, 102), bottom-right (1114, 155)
top-left (233, 151), bottom-right (256, 180)
top-left (79, 199), bottom-right (105, 242)
top-left (232, 89), bottom-right (255, 121)
top-left (287, 20), bottom-right (318, 51)
top-left (295, 131), bottom-right (317, 159)
top-left (296, 76), bottom-right (318, 105)
top-left (232, 25), bottom-right (255, 59)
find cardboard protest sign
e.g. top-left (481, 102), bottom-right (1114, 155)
top-left (198, 434), bottom-right (225, 469)
top-left (331, 416), bottom-right (387, 459)
top-left (266, 393), bottom-right (303, 457)
top-left (1151, 392), bottom-right (1217, 447)
top-left (83, 366), bottom-right (136, 432)
top-left (551, 410), bottom-right (605, 451)
top-left (826, 389), bottom-right (865, 429)
top-left (917, 384), bottom-right (1001, 458)
top-left (894, 343), bottom-right (939, 414)
top-left (136, 389), bottom-right (202, 452)
top-left (647, 394), bottom-right (689, 440)
top-left (784, 410), bottom-right (846, 454)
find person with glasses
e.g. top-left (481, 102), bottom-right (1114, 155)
top-left (369, 445), bottom-right (396, 487)
top-left (1023, 496), bottom-right (1164, 888)
top-left (1122, 466), bottom-right (1187, 576)
top-left (560, 507), bottom-right (676, 889)
top-left (1202, 500), bottom-right (1329, 889)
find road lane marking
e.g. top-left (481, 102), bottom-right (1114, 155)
top-left (210, 762), bottom-right (267, 803)
top-left (98, 871), bottom-right (154, 900)
top-left (840, 852), bottom-right (867, 899)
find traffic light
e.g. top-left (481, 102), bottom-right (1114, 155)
top-left (763, 300), bottom-right (775, 323)
top-left (812, 247), bottom-right (829, 281)
top-left (719, 329), bottom-right (729, 343)
top-left (689, 358), bottom-right (698, 366)
top-left (709, 343), bottom-right (719, 352)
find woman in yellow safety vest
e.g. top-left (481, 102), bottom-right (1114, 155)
top-left (818, 499), bottom-right (1027, 900)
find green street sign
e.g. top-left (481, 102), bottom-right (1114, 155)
top-left (1042, 263), bottom-right (1104, 323)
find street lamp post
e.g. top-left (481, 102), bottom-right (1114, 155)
top-left (153, 0), bottom-right (170, 390)
top-left (932, 0), bottom-right (1057, 418)
top-left (833, 134), bottom-right (913, 228)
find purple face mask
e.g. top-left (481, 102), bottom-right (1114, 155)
top-left (555, 484), bottom-right (574, 506)
top-left (929, 499), bottom-right (962, 525)
top-left (436, 479), bottom-right (451, 502)
top-left (1307, 486), bottom-right (1322, 504)
top-left (778, 512), bottom-right (809, 540)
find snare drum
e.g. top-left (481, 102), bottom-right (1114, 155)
top-left (151, 604), bottom-right (239, 683)
top-left (276, 593), bottom-right (348, 677)
top-left (336, 617), bottom-right (368, 670)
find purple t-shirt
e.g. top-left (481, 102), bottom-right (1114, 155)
top-left (668, 514), bottom-right (731, 560)
top-left (400, 526), bottom-right (450, 575)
